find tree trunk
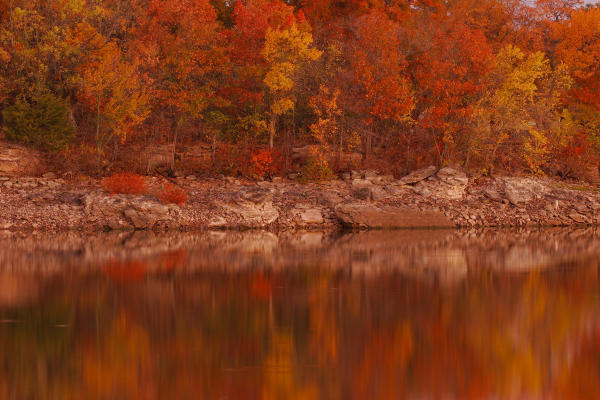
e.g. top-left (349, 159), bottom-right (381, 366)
top-left (269, 115), bottom-right (276, 149)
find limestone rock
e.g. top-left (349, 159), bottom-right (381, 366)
top-left (0, 142), bottom-right (41, 177)
top-left (370, 186), bottom-right (389, 201)
top-left (208, 216), bottom-right (227, 228)
top-left (300, 209), bottom-right (324, 224)
top-left (83, 191), bottom-right (179, 230)
top-left (484, 188), bottom-right (504, 203)
top-left (351, 179), bottom-right (373, 189)
top-left (221, 187), bottom-right (279, 228)
top-left (335, 203), bottom-right (455, 229)
top-left (413, 167), bottom-right (468, 200)
top-left (499, 177), bottom-right (548, 205)
top-left (353, 187), bottom-right (371, 200)
top-left (398, 166), bottom-right (437, 185)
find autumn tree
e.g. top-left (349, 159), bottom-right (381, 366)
top-left (133, 0), bottom-right (227, 159)
top-left (347, 10), bottom-right (414, 159)
top-left (408, 19), bottom-right (494, 166)
top-left (74, 30), bottom-right (149, 155)
top-left (551, 6), bottom-right (600, 172)
top-left (0, 1), bottom-right (83, 103)
top-left (471, 45), bottom-right (571, 173)
top-left (263, 20), bottom-right (321, 148)
top-left (222, 0), bottom-right (296, 149)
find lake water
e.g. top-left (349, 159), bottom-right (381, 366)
top-left (0, 228), bottom-right (599, 399)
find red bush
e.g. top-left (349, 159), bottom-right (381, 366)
top-left (249, 148), bottom-right (282, 178)
top-left (101, 173), bottom-right (148, 195)
top-left (154, 181), bottom-right (188, 205)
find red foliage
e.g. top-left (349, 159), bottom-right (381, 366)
top-left (249, 148), bottom-right (282, 178)
top-left (154, 181), bottom-right (188, 205)
top-left (101, 173), bottom-right (149, 195)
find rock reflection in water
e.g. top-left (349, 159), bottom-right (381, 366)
top-left (0, 229), bottom-right (599, 398)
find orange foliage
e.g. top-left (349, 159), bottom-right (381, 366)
top-left (101, 173), bottom-right (149, 195)
top-left (249, 148), bottom-right (281, 178)
top-left (2, 0), bottom-right (599, 175)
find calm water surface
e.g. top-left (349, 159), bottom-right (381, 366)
top-left (0, 228), bottom-right (600, 399)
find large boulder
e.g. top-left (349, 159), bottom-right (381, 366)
top-left (498, 177), bottom-right (548, 205)
top-left (398, 166), bottom-right (437, 185)
top-left (0, 142), bottom-right (41, 177)
top-left (414, 167), bottom-right (468, 200)
top-left (335, 203), bottom-right (455, 229)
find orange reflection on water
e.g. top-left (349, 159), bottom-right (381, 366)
top-left (0, 230), bottom-right (598, 398)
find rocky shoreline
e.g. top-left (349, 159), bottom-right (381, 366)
top-left (0, 166), bottom-right (599, 232)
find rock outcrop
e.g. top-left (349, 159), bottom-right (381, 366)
top-left (1, 166), bottom-right (600, 231)
top-left (0, 143), bottom-right (41, 177)
top-left (413, 167), bottom-right (469, 200)
top-left (83, 191), bottom-right (181, 230)
top-left (219, 187), bottom-right (279, 228)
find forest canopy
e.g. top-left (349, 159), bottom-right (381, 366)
top-left (0, 0), bottom-right (599, 178)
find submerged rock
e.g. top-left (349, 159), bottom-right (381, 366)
top-left (335, 203), bottom-right (455, 229)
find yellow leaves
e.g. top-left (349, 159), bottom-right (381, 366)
top-left (264, 62), bottom-right (294, 92)
top-left (262, 22), bottom-right (321, 117)
top-left (309, 85), bottom-right (343, 149)
top-left (493, 45), bottom-right (550, 112)
top-left (262, 23), bottom-right (322, 66)
top-left (523, 128), bottom-right (549, 174)
top-left (470, 44), bottom-right (573, 172)
top-left (271, 98), bottom-right (294, 115)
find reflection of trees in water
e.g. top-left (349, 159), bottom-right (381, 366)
top-left (0, 230), bottom-right (599, 397)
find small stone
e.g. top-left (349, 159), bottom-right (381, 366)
top-left (320, 192), bottom-right (344, 205)
top-left (484, 188), bottom-right (503, 203)
top-left (208, 216), bottom-right (227, 228)
top-left (351, 171), bottom-right (363, 180)
top-left (185, 175), bottom-right (197, 180)
top-left (569, 213), bottom-right (588, 224)
top-left (42, 172), bottom-right (57, 179)
top-left (379, 175), bottom-right (395, 184)
top-left (353, 187), bottom-right (372, 200)
top-left (300, 209), bottom-right (324, 224)
top-left (371, 187), bottom-right (388, 201)
top-left (351, 179), bottom-right (373, 189)
top-left (364, 170), bottom-right (379, 180)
